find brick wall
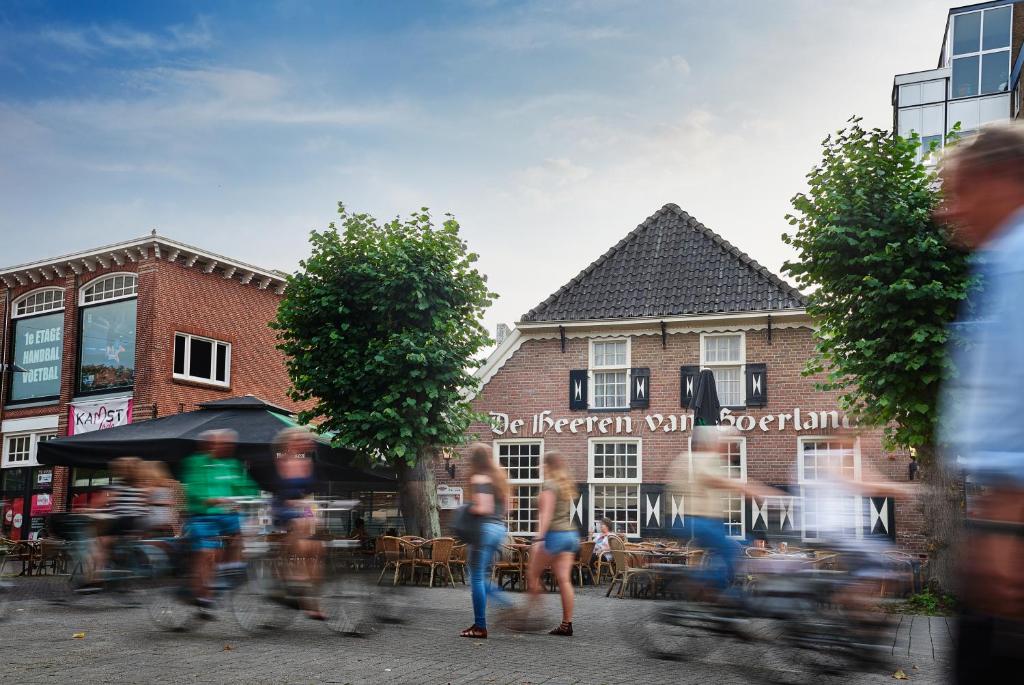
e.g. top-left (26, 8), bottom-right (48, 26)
top-left (437, 325), bottom-right (926, 552)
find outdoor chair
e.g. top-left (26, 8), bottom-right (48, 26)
top-left (606, 535), bottom-right (652, 599)
top-left (492, 544), bottom-right (524, 591)
top-left (376, 535), bottom-right (415, 585)
top-left (449, 543), bottom-right (468, 584)
top-left (744, 546), bottom-right (773, 558)
top-left (412, 537), bottom-right (457, 588)
top-left (0, 540), bottom-right (32, 577)
top-left (880, 550), bottom-right (917, 597)
top-left (573, 540), bottom-right (596, 587)
top-left (594, 535), bottom-right (621, 586)
top-left (35, 539), bottom-right (68, 575)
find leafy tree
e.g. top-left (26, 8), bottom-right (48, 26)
top-left (782, 119), bottom-right (973, 590)
top-left (274, 203), bottom-right (495, 537)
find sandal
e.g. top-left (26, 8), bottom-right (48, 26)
top-left (459, 625), bottom-right (487, 639)
top-left (305, 610), bottom-right (327, 621)
top-left (548, 621), bottom-right (573, 636)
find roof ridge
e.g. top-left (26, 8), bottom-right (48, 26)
top-left (523, 203), bottom-right (680, 320)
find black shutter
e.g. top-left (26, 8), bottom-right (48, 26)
top-left (680, 365), bottom-right (699, 407)
top-left (745, 363), bottom-right (767, 407)
top-left (569, 370), bottom-right (588, 410)
top-left (865, 497), bottom-right (896, 540)
top-left (630, 367), bottom-right (650, 408)
top-left (639, 483), bottom-right (666, 537)
top-left (574, 483), bottom-right (588, 534)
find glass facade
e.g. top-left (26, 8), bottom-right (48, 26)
top-left (9, 311), bottom-right (64, 402)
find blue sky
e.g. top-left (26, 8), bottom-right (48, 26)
top-left (1, 0), bottom-right (953, 333)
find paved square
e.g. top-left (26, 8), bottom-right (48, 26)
top-left (0, 579), bottom-right (950, 684)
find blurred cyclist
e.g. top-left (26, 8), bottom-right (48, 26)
top-left (180, 429), bottom-right (259, 616)
top-left (89, 456), bottom-right (147, 586)
top-left (271, 427), bottom-right (324, 620)
top-left (937, 124), bottom-right (1024, 681)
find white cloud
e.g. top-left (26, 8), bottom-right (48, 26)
top-left (655, 54), bottom-right (691, 76)
top-left (36, 16), bottom-right (214, 55)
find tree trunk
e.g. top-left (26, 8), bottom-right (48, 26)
top-left (917, 444), bottom-right (964, 594)
top-left (397, 452), bottom-right (441, 539)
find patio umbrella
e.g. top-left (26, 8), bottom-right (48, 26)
top-left (36, 395), bottom-right (395, 489)
top-left (688, 368), bottom-right (721, 427)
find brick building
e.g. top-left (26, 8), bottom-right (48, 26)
top-left (0, 233), bottom-right (294, 540)
top-left (442, 204), bottom-right (922, 551)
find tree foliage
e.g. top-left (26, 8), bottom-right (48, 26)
top-left (273, 203), bottom-right (495, 465)
top-left (782, 119), bottom-right (973, 453)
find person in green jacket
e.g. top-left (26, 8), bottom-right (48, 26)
top-left (180, 429), bottom-right (258, 613)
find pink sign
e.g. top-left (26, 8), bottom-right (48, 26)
top-left (69, 397), bottom-right (133, 435)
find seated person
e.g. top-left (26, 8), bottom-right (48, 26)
top-left (349, 517), bottom-right (369, 541)
top-left (592, 517), bottom-right (614, 561)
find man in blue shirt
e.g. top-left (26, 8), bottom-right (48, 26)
top-left (938, 124), bottom-right (1024, 682)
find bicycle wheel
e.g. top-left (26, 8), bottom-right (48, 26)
top-left (320, 573), bottom-right (381, 636)
top-left (147, 585), bottom-right (199, 632)
top-left (230, 576), bottom-right (298, 634)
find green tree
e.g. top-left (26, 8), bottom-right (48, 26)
top-left (782, 119), bottom-right (973, 590)
top-left (273, 203), bottom-right (495, 537)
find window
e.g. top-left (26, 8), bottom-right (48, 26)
top-left (701, 333), bottom-right (744, 407)
top-left (798, 437), bottom-right (858, 483)
top-left (949, 6), bottom-right (1011, 99)
top-left (80, 273), bottom-right (137, 305)
top-left (1, 431), bottom-right (55, 469)
top-left (898, 79), bottom-right (946, 107)
top-left (78, 275), bottom-right (137, 395)
top-left (173, 333), bottom-right (231, 386)
top-left (14, 288), bottom-right (64, 317)
top-left (590, 339), bottom-right (629, 409)
top-left (495, 441), bottom-right (543, 535)
top-left (898, 103), bottom-right (946, 162)
top-left (688, 436), bottom-right (747, 538)
top-left (589, 438), bottom-right (641, 537)
top-left (798, 437), bottom-right (862, 542)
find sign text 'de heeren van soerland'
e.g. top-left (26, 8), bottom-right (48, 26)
top-left (489, 408), bottom-right (855, 437)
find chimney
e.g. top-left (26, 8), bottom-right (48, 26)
top-left (495, 323), bottom-right (511, 345)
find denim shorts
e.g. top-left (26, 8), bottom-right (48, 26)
top-left (185, 514), bottom-right (241, 551)
top-left (542, 530), bottom-right (580, 555)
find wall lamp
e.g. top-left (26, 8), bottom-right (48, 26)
top-left (441, 448), bottom-right (457, 479)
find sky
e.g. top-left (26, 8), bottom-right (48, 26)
top-left (0, 0), bottom-right (955, 336)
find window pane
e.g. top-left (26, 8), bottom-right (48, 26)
top-left (705, 335), bottom-right (740, 363)
top-left (189, 338), bottom-right (213, 379)
top-left (898, 107), bottom-right (922, 138)
top-left (921, 79), bottom-right (945, 104)
top-left (981, 51), bottom-right (1009, 95)
top-left (593, 371), bottom-right (627, 408)
top-left (78, 298), bottom-right (136, 394)
top-left (712, 366), bottom-right (742, 406)
top-left (507, 485), bottom-right (540, 533)
top-left (173, 335), bottom-right (186, 375)
top-left (592, 484), bottom-right (639, 535)
top-left (898, 84), bottom-right (921, 107)
top-left (9, 312), bottom-right (64, 402)
top-left (953, 11), bottom-right (981, 55)
top-left (216, 343), bottom-right (228, 382)
top-left (593, 341), bottom-right (626, 367)
top-left (982, 6), bottom-right (1011, 50)
top-left (952, 55), bottom-right (979, 98)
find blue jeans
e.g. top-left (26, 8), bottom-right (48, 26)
top-left (469, 521), bottom-right (510, 629)
top-left (673, 515), bottom-right (740, 591)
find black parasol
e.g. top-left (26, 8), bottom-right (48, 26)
top-left (36, 395), bottom-right (395, 489)
top-left (688, 368), bottom-right (722, 428)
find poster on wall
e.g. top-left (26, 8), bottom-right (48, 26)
top-left (69, 396), bottom-right (133, 435)
top-left (9, 311), bottom-right (63, 402)
top-left (78, 298), bottom-right (136, 394)
top-left (436, 484), bottom-right (464, 510)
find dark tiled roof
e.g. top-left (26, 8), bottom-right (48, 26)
top-left (521, 203), bottom-right (806, 322)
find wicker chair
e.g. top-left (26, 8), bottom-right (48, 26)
top-left (744, 546), bottom-right (773, 558)
top-left (594, 535), bottom-right (621, 586)
top-left (606, 535), bottom-right (652, 598)
top-left (412, 537), bottom-right (457, 588)
top-left (449, 543), bottom-right (468, 584)
top-left (492, 544), bottom-right (524, 591)
top-left (35, 539), bottom-right (68, 575)
top-left (573, 540), bottom-right (596, 587)
top-left (376, 535), bottom-right (415, 585)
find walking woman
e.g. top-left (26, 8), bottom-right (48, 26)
top-left (525, 451), bottom-right (579, 636)
top-left (460, 443), bottom-right (511, 639)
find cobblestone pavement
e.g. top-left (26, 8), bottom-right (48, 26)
top-left (0, 577), bottom-right (951, 684)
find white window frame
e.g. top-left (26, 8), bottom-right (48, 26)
top-left (494, 439), bottom-right (544, 537)
top-left (2, 431), bottom-right (57, 469)
top-left (700, 331), bottom-right (746, 407)
top-left (948, 6), bottom-right (1012, 100)
top-left (686, 435), bottom-right (747, 539)
top-left (588, 437), bottom-right (641, 538)
top-left (588, 338), bottom-right (630, 410)
top-left (79, 273), bottom-right (138, 306)
top-left (797, 436), bottom-right (863, 542)
top-left (172, 332), bottom-right (232, 387)
top-left (12, 288), bottom-right (65, 318)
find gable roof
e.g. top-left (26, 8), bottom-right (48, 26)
top-left (521, 203), bottom-right (805, 323)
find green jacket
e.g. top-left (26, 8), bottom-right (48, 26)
top-left (179, 452), bottom-right (259, 515)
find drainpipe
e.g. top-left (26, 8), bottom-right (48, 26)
top-left (0, 286), bottom-right (11, 430)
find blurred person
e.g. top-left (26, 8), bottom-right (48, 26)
top-left (141, 461), bottom-right (182, 537)
top-left (180, 429), bottom-right (259, 615)
top-left (591, 517), bottom-right (614, 563)
top-left (271, 427), bottom-right (324, 620)
top-left (348, 517), bottom-right (369, 541)
top-left (524, 451), bottom-right (580, 637)
top-left (937, 124), bottom-right (1024, 681)
top-left (459, 442), bottom-right (511, 639)
top-left (667, 426), bottom-right (781, 596)
top-left (91, 457), bottom-right (148, 582)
